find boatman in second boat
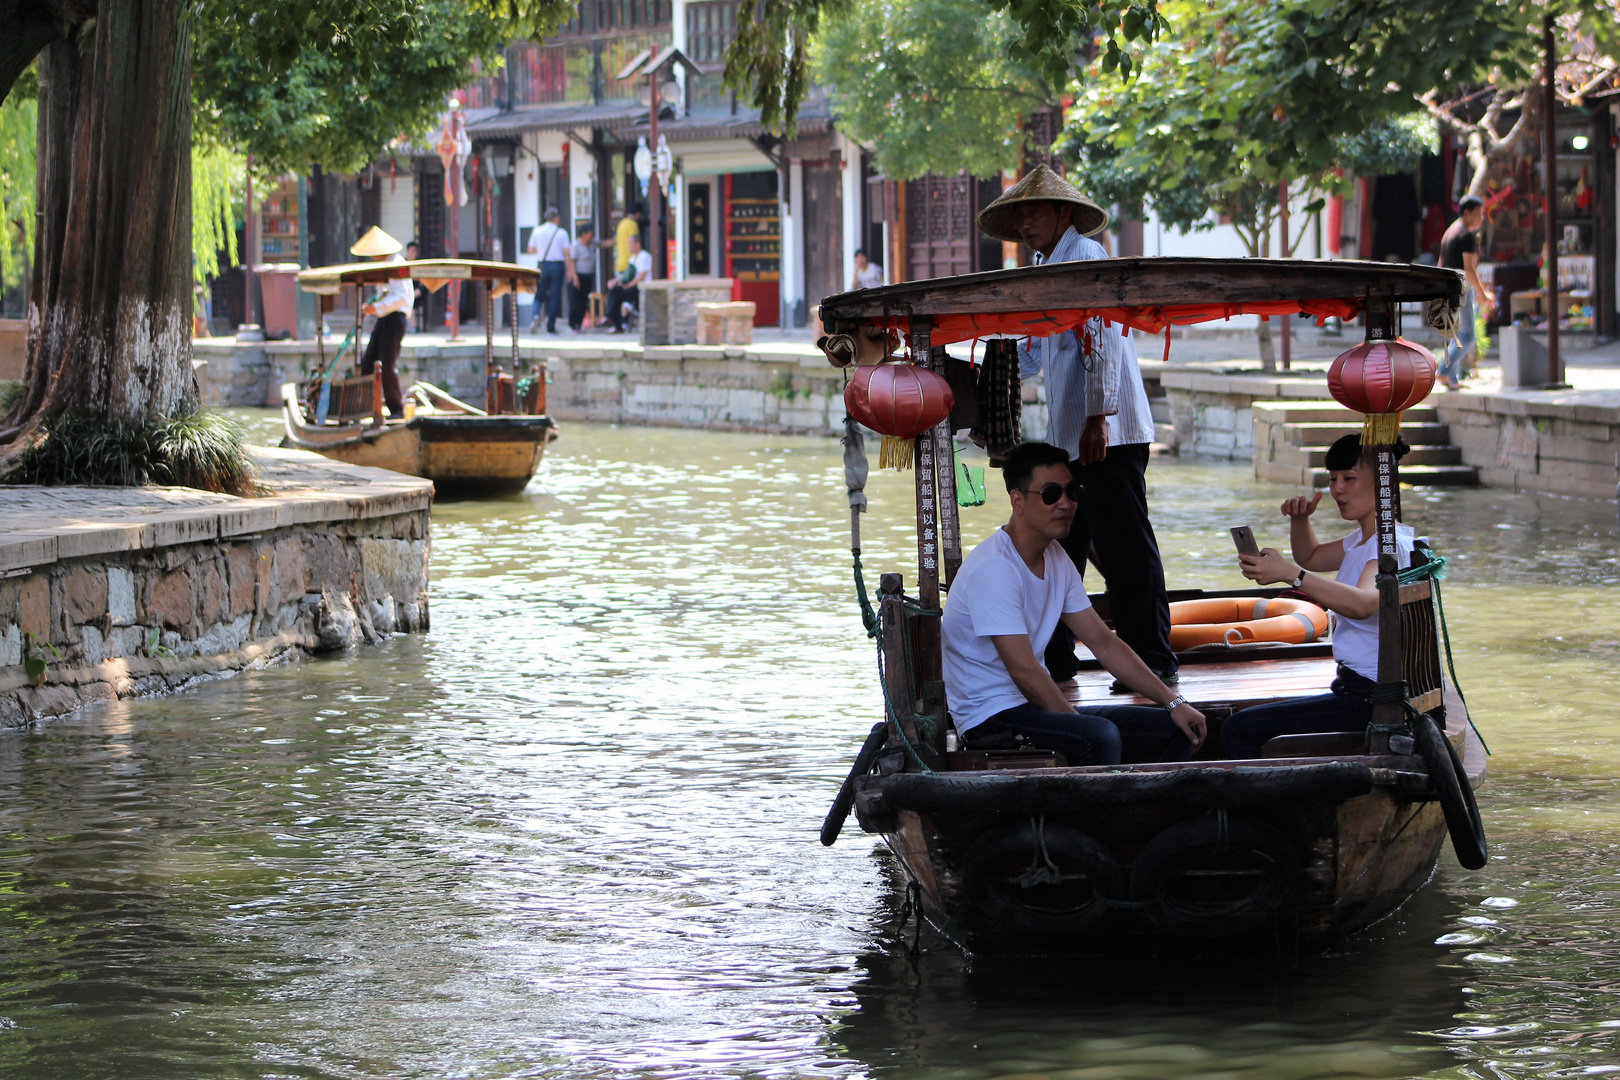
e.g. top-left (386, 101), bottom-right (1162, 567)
top-left (975, 164), bottom-right (1178, 691)
top-left (942, 441), bottom-right (1206, 766)
top-left (352, 226), bottom-right (411, 420)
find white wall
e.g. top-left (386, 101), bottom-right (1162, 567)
top-left (781, 160), bottom-right (805, 325)
top-left (380, 172), bottom-right (415, 250)
top-left (836, 132), bottom-right (865, 292)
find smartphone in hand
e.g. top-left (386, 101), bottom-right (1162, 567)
top-left (1230, 526), bottom-right (1261, 556)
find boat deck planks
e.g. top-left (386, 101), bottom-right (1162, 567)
top-left (1067, 656), bottom-right (1339, 709)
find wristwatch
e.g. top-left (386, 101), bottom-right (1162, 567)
top-left (1291, 568), bottom-right (1308, 589)
top-left (1164, 693), bottom-right (1189, 713)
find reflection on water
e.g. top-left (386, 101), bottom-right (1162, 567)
top-left (2, 420), bottom-right (1619, 1078)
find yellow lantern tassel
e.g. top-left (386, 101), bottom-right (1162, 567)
top-left (879, 435), bottom-right (914, 470)
top-left (1361, 412), bottom-right (1402, 446)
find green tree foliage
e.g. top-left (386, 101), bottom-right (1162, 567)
top-left (812, 0), bottom-right (1049, 180)
top-left (192, 138), bottom-right (241, 286)
top-left (1063, 0), bottom-right (1508, 233)
top-left (193, 3), bottom-right (527, 175)
top-left (0, 90), bottom-right (34, 290)
top-left (730, 0), bottom-right (1166, 133)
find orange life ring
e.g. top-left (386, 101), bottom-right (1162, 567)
top-left (1168, 597), bottom-right (1330, 650)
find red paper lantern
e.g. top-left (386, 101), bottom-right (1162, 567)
top-left (845, 362), bottom-right (954, 469)
top-left (1327, 337), bottom-right (1436, 416)
top-left (1327, 337), bottom-right (1436, 444)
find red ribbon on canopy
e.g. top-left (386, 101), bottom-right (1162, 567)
top-left (886, 299), bottom-right (1362, 348)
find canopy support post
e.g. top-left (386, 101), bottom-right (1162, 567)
top-left (484, 280), bottom-right (496, 413)
top-left (909, 317), bottom-right (946, 736)
top-left (1365, 291), bottom-right (1403, 752)
top-left (926, 343), bottom-right (962, 584)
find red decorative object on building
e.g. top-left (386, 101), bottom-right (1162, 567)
top-left (845, 362), bottom-right (954, 469)
top-left (1327, 336), bottom-right (1437, 444)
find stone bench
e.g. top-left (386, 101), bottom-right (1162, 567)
top-left (697, 302), bottom-right (757, 346)
top-left (639, 279), bottom-right (735, 346)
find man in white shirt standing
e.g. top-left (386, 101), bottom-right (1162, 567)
top-left (942, 441), bottom-right (1206, 764)
top-left (527, 208), bottom-right (569, 334)
top-left (606, 233), bottom-right (652, 334)
top-left (352, 226), bottom-right (411, 419)
top-left (976, 164), bottom-right (1176, 689)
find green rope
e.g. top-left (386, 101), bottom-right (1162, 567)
top-left (1397, 553), bottom-right (1490, 755)
top-left (853, 553), bottom-right (881, 639)
top-left (875, 634), bottom-right (937, 774)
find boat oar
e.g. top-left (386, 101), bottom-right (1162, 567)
top-left (315, 322), bottom-right (361, 426)
top-left (821, 722), bottom-right (890, 846)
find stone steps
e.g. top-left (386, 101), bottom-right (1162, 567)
top-left (1252, 400), bottom-right (1479, 488)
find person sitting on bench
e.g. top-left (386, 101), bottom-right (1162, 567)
top-left (1221, 434), bottom-right (1416, 758)
top-left (606, 233), bottom-right (651, 334)
top-left (941, 441), bottom-right (1206, 765)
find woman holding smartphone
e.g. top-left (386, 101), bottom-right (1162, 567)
top-left (1222, 434), bottom-right (1416, 758)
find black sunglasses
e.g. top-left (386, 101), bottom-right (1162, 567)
top-left (1019, 480), bottom-right (1083, 505)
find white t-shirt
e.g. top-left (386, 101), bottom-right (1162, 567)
top-left (942, 528), bottom-right (1091, 732)
top-left (529, 222), bottom-right (568, 261)
top-left (626, 248), bottom-right (652, 283)
top-left (855, 263), bottom-right (884, 289)
top-left (1331, 523), bottom-right (1416, 680)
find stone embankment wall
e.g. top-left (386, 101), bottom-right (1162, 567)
top-left (0, 450), bottom-right (433, 727)
top-left (1434, 391), bottom-right (1620, 499)
top-left (1159, 369), bottom-right (1334, 460)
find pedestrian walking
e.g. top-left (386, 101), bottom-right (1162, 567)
top-left (1438, 195), bottom-right (1494, 390)
top-left (527, 208), bottom-right (569, 334)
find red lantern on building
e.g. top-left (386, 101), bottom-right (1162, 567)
top-left (845, 362), bottom-right (955, 469)
top-left (1327, 337), bottom-right (1437, 445)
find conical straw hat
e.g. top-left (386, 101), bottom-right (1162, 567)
top-left (976, 163), bottom-right (1109, 243)
top-left (350, 226), bottom-right (403, 258)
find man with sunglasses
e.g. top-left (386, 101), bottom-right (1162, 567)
top-left (976, 165), bottom-right (1176, 691)
top-left (942, 442), bottom-right (1206, 765)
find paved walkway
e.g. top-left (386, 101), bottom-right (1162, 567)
top-left (0, 449), bottom-right (432, 574)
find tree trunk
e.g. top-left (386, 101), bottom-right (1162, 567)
top-left (2, 0), bottom-right (193, 444)
top-left (1256, 318), bottom-right (1275, 370)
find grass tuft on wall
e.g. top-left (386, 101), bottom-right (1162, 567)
top-left (3, 407), bottom-right (259, 495)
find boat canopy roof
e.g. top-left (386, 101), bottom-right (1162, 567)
top-left (816, 257), bottom-right (1463, 346)
top-left (297, 258), bottom-right (540, 297)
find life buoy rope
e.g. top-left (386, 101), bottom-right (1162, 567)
top-left (1168, 597), bottom-right (1330, 651)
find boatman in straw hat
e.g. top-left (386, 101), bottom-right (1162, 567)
top-left (976, 164), bottom-right (1176, 690)
top-left (351, 225), bottom-right (411, 419)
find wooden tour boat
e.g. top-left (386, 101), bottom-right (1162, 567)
top-left (815, 257), bottom-right (1488, 950)
top-left (284, 258), bottom-right (557, 498)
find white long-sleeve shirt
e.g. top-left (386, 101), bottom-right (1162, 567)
top-left (1017, 227), bottom-right (1155, 454)
top-left (370, 253), bottom-right (413, 318)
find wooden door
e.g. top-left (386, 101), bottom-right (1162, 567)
top-left (801, 160), bottom-right (844, 309)
top-left (905, 173), bottom-right (973, 281)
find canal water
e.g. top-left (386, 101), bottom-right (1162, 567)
top-left (2, 419), bottom-right (1618, 1079)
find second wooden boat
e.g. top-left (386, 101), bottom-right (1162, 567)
top-left (286, 257), bottom-right (558, 498)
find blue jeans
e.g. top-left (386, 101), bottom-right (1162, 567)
top-left (1440, 287), bottom-right (1476, 383)
top-left (535, 261), bottom-right (566, 332)
top-left (968, 701), bottom-right (1192, 766)
top-left (1221, 685), bottom-right (1373, 759)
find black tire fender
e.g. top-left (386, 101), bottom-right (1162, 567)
top-left (1129, 814), bottom-right (1299, 937)
top-left (959, 820), bottom-right (1125, 938)
top-left (821, 723), bottom-right (891, 846)
top-left (1413, 713), bottom-right (1488, 870)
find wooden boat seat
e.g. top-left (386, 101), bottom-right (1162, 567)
top-left (301, 375), bottom-right (380, 424)
top-left (1066, 656), bottom-right (1339, 713)
top-left (1260, 731), bottom-right (1367, 758)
